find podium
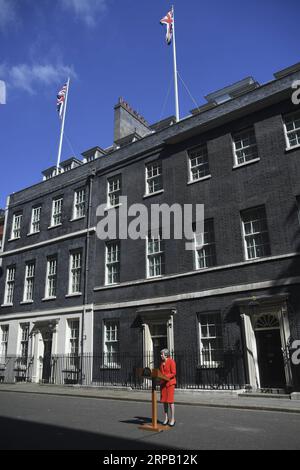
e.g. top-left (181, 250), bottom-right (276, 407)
top-left (136, 368), bottom-right (170, 432)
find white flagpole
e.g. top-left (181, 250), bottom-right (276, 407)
top-left (172, 6), bottom-right (180, 122)
top-left (56, 77), bottom-right (70, 173)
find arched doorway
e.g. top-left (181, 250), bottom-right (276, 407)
top-left (31, 320), bottom-right (58, 384)
top-left (254, 314), bottom-right (286, 388)
top-left (239, 296), bottom-right (292, 390)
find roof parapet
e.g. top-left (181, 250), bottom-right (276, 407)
top-left (205, 77), bottom-right (260, 105)
top-left (190, 102), bottom-right (217, 116)
top-left (274, 62), bottom-right (300, 79)
top-left (150, 115), bottom-right (176, 132)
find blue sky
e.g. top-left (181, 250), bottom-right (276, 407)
top-left (0, 0), bottom-right (299, 208)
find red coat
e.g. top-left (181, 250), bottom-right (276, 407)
top-left (160, 357), bottom-right (176, 388)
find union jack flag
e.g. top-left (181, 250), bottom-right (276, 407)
top-left (56, 82), bottom-right (68, 118)
top-left (160, 9), bottom-right (173, 45)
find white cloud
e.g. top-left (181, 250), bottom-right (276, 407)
top-left (0, 0), bottom-right (109, 31)
top-left (0, 80), bottom-right (6, 104)
top-left (61, 0), bottom-right (108, 27)
top-left (0, 63), bottom-right (76, 94)
top-left (0, 0), bottom-right (17, 31)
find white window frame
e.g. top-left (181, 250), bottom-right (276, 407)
top-left (23, 262), bottom-right (35, 302)
top-left (145, 162), bottom-right (162, 195)
top-left (69, 251), bottom-right (82, 294)
top-left (51, 197), bottom-right (63, 227)
top-left (146, 233), bottom-right (164, 278)
top-left (11, 213), bottom-right (22, 239)
top-left (188, 144), bottom-right (210, 182)
top-left (241, 206), bottom-right (271, 260)
top-left (0, 325), bottom-right (9, 360)
top-left (103, 320), bottom-right (120, 368)
top-left (105, 242), bottom-right (120, 285)
top-left (73, 188), bottom-right (86, 219)
top-left (283, 111), bottom-right (300, 149)
top-left (30, 206), bottom-right (41, 234)
top-left (4, 266), bottom-right (16, 305)
top-left (194, 219), bottom-right (216, 270)
top-left (198, 313), bottom-right (223, 368)
top-left (107, 175), bottom-right (121, 208)
top-left (67, 319), bottom-right (80, 368)
top-left (68, 319), bottom-right (80, 355)
top-left (19, 323), bottom-right (30, 365)
top-left (45, 256), bottom-right (57, 298)
top-left (232, 128), bottom-right (259, 166)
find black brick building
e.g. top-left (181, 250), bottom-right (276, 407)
top-left (1, 63), bottom-right (300, 391)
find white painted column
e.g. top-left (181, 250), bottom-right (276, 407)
top-left (142, 323), bottom-right (153, 368)
top-left (241, 313), bottom-right (260, 389)
top-left (167, 314), bottom-right (175, 354)
top-left (279, 303), bottom-right (293, 388)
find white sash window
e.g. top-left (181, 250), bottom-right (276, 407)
top-left (11, 213), bottom-right (22, 239)
top-left (4, 266), bottom-right (16, 305)
top-left (146, 162), bottom-right (162, 194)
top-left (233, 128), bottom-right (258, 165)
top-left (23, 262), bottom-right (35, 302)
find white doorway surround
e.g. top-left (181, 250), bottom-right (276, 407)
top-left (137, 307), bottom-right (175, 368)
top-left (238, 296), bottom-right (292, 390)
top-left (30, 320), bottom-right (58, 383)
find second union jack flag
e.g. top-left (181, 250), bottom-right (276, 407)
top-left (57, 82), bottom-right (67, 119)
top-left (160, 9), bottom-right (173, 45)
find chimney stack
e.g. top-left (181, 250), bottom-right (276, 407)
top-left (114, 97), bottom-right (151, 147)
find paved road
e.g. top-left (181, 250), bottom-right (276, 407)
top-left (0, 391), bottom-right (299, 450)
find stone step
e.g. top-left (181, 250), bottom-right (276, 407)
top-left (240, 392), bottom-right (290, 399)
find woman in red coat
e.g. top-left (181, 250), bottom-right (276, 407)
top-left (160, 348), bottom-right (176, 426)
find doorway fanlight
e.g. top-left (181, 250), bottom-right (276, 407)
top-left (254, 314), bottom-right (280, 330)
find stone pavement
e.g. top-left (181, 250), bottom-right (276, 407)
top-left (1, 382), bottom-right (300, 414)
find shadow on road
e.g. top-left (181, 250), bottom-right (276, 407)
top-left (120, 416), bottom-right (153, 425)
top-left (0, 416), bottom-right (173, 450)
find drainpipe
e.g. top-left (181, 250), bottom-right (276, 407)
top-left (80, 169), bottom-right (96, 384)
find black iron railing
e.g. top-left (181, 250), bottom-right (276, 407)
top-left (0, 355), bottom-right (34, 383)
top-left (1, 347), bottom-right (299, 391)
top-left (2, 348), bottom-right (300, 391)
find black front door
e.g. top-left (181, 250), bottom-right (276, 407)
top-left (255, 329), bottom-right (285, 388)
top-left (150, 324), bottom-right (168, 368)
top-left (153, 337), bottom-right (168, 368)
top-left (42, 336), bottom-right (53, 383)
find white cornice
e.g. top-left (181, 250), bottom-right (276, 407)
top-left (93, 276), bottom-right (300, 311)
top-left (0, 304), bottom-right (93, 321)
top-left (94, 252), bottom-right (300, 291)
top-left (0, 227), bottom-right (96, 257)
